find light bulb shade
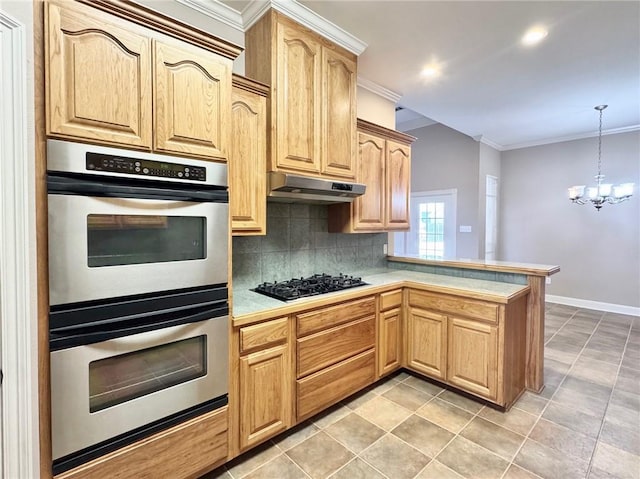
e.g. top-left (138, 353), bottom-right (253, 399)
top-left (586, 187), bottom-right (599, 199)
top-left (614, 183), bottom-right (635, 198)
top-left (598, 184), bottom-right (613, 197)
top-left (568, 185), bottom-right (585, 199)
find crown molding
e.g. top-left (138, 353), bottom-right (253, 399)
top-left (503, 124), bottom-right (640, 151)
top-left (357, 76), bottom-right (402, 103)
top-left (182, 0), bottom-right (368, 55)
top-left (268, 0), bottom-right (367, 55)
top-left (472, 135), bottom-right (504, 151)
top-left (397, 117), bottom-right (437, 133)
top-left (175, 0), bottom-right (244, 32)
top-left (241, 1), bottom-right (272, 30)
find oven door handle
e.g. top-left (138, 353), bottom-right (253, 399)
top-left (49, 303), bottom-right (228, 351)
top-left (47, 173), bottom-right (228, 203)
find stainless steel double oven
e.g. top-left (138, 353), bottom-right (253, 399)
top-left (47, 140), bottom-right (229, 474)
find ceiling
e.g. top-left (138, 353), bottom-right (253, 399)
top-left (218, 1), bottom-right (639, 150)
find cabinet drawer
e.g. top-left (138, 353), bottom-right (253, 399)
top-left (408, 290), bottom-right (499, 323)
top-left (56, 407), bottom-right (228, 479)
top-left (240, 317), bottom-right (289, 354)
top-left (297, 349), bottom-right (375, 421)
top-left (296, 296), bottom-right (375, 336)
top-left (297, 316), bottom-right (374, 377)
top-left (380, 289), bottom-right (402, 311)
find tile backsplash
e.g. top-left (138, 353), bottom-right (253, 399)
top-left (232, 203), bottom-right (388, 288)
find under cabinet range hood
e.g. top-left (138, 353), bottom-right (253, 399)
top-left (268, 172), bottom-right (366, 204)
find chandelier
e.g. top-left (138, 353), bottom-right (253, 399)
top-left (568, 105), bottom-right (634, 211)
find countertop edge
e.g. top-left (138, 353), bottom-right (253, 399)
top-left (387, 255), bottom-right (560, 277)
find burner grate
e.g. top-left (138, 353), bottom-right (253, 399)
top-left (252, 274), bottom-right (368, 301)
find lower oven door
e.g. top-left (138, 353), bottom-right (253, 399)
top-left (50, 314), bottom-right (228, 462)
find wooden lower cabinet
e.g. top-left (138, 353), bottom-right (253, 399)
top-left (447, 316), bottom-right (498, 400)
top-left (378, 308), bottom-right (401, 376)
top-left (237, 317), bottom-right (292, 451)
top-left (295, 296), bottom-right (377, 421)
top-left (406, 307), bottom-right (447, 380)
top-left (239, 345), bottom-right (290, 449)
top-left (405, 288), bottom-right (527, 408)
top-left (56, 407), bottom-right (228, 479)
top-left (378, 289), bottom-right (403, 377)
top-left (297, 349), bottom-right (375, 420)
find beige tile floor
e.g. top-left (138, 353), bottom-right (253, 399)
top-left (202, 304), bottom-right (640, 479)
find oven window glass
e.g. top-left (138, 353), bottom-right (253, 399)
top-left (88, 336), bottom-right (207, 413)
top-left (86, 215), bottom-right (206, 267)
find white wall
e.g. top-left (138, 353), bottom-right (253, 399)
top-left (500, 131), bottom-right (640, 308)
top-left (407, 123), bottom-right (481, 258)
top-left (356, 86), bottom-right (396, 129)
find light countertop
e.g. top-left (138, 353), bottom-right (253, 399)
top-left (232, 268), bottom-right (530, 323)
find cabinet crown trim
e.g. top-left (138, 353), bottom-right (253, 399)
top-left (75, 0), bottom-right (243, 60)
top-left (357, 118), bottom-right (417, 144)
top-left (232, 74), bottom-right (270, 97)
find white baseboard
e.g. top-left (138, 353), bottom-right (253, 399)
top-left (546, 294), bottom-right (640, 317)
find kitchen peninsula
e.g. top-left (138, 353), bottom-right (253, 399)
top-left (228, 260), bottom-right (558, 459)
top-left (387, 255), bottom-right (560, 392)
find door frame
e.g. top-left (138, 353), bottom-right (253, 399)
top-left (393, 189), bottom-right (457, 258)
top-left (0, 10), bottom-right (41, 478)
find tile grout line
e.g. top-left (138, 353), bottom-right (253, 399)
top-left (583, 316), bottom-right (634, 478)
top-left (412, 390), bottom-right (488, 479)
top-left (498, 308), bottom-right (608, 479)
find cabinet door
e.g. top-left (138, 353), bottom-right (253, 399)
top-left (447, 317), bottom-right (498, 400)
top-left (406, 307), bottom-right (447, 380)
top-left (385, 140), bottom-right (411, 229)
top-left (46, 1), bottom-right (152, 148)
top-left (230, 87), bottom-right (267, 235)
top-left (379, 307), bottom-right (402, 376)
top-left (321, 47), bottom-right (356, 179)
top-left (239, 344), bottom-right (290, 450)
top-left (352, 132), bottom-right (386, 230)
top-left (154, 41), bottom-right (231, 160)
top-left (275, 23), bottom-right (322, 173)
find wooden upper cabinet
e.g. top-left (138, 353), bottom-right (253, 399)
top-left (46, 0), bottom-right (239, 159)
top-left (46, 1), bottom-right (152, 148)
top-left (230, 76), bottom-right (268, 235)
top-left (275, 22), bottom-right (322, 173)
top-left (245, 10), bottom-right (357, 178)
top-left (328, 120), bottom-right (415, 233)
top-left (386, 140), bottom-right (411, 229)
top-left (321, 48), bottom-right (357, 178)
top-left (352, 132), bottom-right (385, 230)
top-left (154, 41), bottom-right (231, 160)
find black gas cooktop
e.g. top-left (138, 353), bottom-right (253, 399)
top-left (252, 273), bottom-right (368, 301)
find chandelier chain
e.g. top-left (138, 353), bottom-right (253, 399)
top-left (597, 107), bottom-right (603, 177)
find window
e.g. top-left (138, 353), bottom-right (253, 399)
top-left (418, 201), bottom-right (445, 257)
top-left (394, 189), bottom-right (457, 258)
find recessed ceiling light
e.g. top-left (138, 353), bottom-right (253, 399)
top-left (421, 64), bottom-right (441, 78)
top-left (522, 26), bottom-right (548, 46)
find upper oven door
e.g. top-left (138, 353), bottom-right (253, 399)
top-left (48, 184), bottom-right (228, 306)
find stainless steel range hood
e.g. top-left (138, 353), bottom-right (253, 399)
top-left (268, 172), bottom-right (366, 204)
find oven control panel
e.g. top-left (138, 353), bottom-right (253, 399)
top-left (86, 153), bottom-right (206, 181)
